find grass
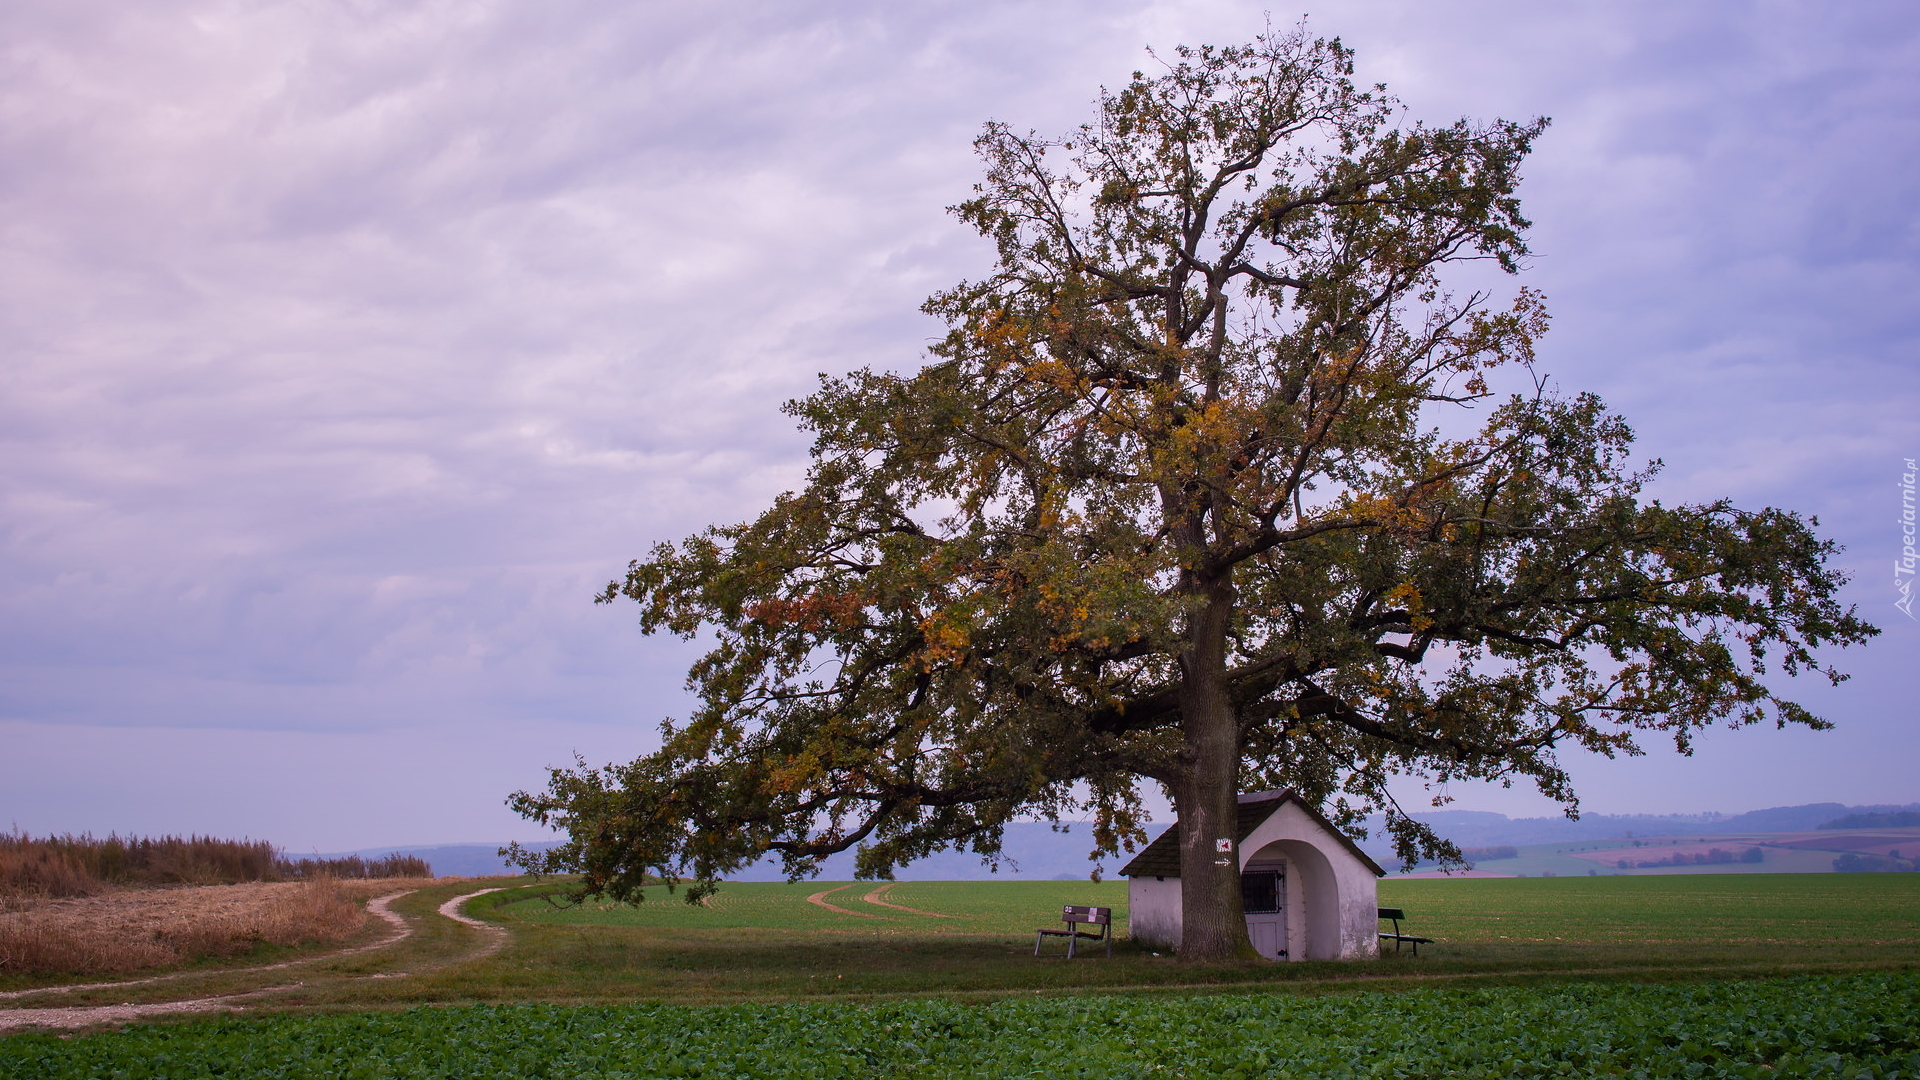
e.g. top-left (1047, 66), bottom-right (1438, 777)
top-left (1372, 874), bottom-right (1920, 978)
top-left (504, 879), bottom-right (1129, 934)
top-left (0, 833), bottom-right (277, 896)
top-left (1384, 873), bottom-right (1920, 948)
top-left (7, 874), bottom-right (1918, 1080)
top-left (5, 873), bottom-right (1917, 1017)
top-left (297, 872), bottom-right (1920, 1007)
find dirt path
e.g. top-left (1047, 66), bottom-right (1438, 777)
top-left (860, 885), bottom-right (954, 918)
top-left (0, 982), bottom-right (307, 1033)
top-left (0, 887), bottom-right (510, 1033)
top-left (436, 888), bottom-right (509, 961)
top-left (805, 884), bottom-right (891, 919)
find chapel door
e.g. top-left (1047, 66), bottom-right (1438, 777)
top-left (1241, 866), bottom-right (1287, 959)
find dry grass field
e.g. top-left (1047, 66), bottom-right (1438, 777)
top-left (0, 877), bottom-right (405, 976)
top-left (0, 831), bottom-right (438, 978)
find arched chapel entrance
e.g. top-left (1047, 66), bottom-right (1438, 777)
top-left (1242, 837), bottom-right (1342, 960)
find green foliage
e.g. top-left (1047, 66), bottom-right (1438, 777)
top-left (508, 21), bottom-right (1875, 946)
top-left (8, 973), bottom-right (1920, 1079)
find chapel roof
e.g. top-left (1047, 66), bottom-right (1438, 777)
top-left (1116, 789), bottom-right (1386, 878)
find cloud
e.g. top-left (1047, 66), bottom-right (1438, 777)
top-left (1, 0), bottom-right (1915, 845)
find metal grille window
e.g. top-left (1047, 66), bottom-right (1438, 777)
top-left (1241, 869), bottom-right (1283, 913)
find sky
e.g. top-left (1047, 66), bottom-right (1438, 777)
top-left (2, 0), bottom-right (1916, 853)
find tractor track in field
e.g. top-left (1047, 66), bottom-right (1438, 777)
top-left (0, 887), bottom-right (510, 1033)
top-left (804, 883), bottom-right (960, 920)
top-left (805, 884), bottom-right (891, 919)
top-left (860, 884), bottom-right (955, 917)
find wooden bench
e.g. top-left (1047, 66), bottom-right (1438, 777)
top-left (1378, 907), bottom-right (1435, 956)
top-left (1034, 905), bottom-right (1112, 958)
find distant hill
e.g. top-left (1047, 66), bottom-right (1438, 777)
top-left (1352, 802), bottom-right (1920, 864)
top-left (341, 800), bottom-right (1920, 880)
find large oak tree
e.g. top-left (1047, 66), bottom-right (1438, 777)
top-left (508, 28), bottom-right (1875, 960)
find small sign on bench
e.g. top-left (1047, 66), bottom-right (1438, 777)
top-left (1034, 905), bottom-right (1112, 958)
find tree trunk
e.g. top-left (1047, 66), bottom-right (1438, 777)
top-left (1172, 572), bottom-right (1254, 961)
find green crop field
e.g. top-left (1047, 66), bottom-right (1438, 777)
top-left (475, 872), bottom-right (1920, 996)
top-left (7, 972), bottom-right (1919, 1078)
top-left (1382, 873), bottom-right (1920, 947)
top-left (499, 879), bottom-right (1131, 935)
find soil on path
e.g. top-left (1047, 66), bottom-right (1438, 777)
top-left (436, 888), bottom-right (508, 960)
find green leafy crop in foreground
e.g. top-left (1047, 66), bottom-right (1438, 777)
top-left (7, 972), bottom-right (1920, 1079)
